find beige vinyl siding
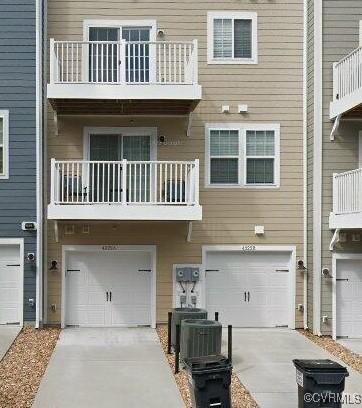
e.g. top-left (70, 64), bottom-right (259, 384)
top-left (46, 0), bottom-right (304, 325)
top-left (319, 1), bottom-right (362, 335)
top-left (306, 0), bottom-right (314, 329)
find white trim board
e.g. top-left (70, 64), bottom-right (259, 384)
top-left (201, 245), bottom-right (297, 329)
top-left (332, 253), bottom-right (362, 340)
top-left (0, 238), bottom-right (24, 327)
top-left (61, 245), bottom-right (157, 329)
top-left (313, 0), bottom-right (323, 336)
top-left (303, 0), bottom-right (308, 329)
top-left (0, 110), bottom-right (9, 180)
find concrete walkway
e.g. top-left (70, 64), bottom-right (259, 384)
top-left (0, 326), bottom-right (21, 361)
top-left (33, 328), bottom-right (184, 408)
top-left (338, 339), bottom-right (362, 356)
top-left (224, 329), bottom-right (362, 408)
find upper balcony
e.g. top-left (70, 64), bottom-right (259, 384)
top-left (330, 47), bottom-right (362, 119)
top-left (48, 159), bottom-right (202, 221)
top-left (330, 168), bottom-right (362, 229)
top-left (47, 39), bottom-right (202, 115)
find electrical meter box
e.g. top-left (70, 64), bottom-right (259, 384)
top-left (176, 267), bottom-right (200, 282)
top-left (190, 268), bottom-right (200, 282)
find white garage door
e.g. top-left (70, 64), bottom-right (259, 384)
top-left (0, 245), bottom-right (21, 325)
top-left (66, 250), bottom-right (152, 327)
top-left (205, 251), bottom-right (291, 327)
top-left (336, 259), bottom-right (362, 338)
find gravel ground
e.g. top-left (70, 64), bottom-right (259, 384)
top-left (0, 326), bottom-right (60, 408)
top-left (299, 329), bottom-right (362, 374)
top-left (157, 326), bottom-right (259, 408)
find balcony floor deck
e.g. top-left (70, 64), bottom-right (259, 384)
top-left (48, 203), bottom-right (202, 221)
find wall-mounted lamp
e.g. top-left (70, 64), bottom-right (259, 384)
top-left (157, 29), bottom-right (165, 38)
top-left (50, 260), bottom-right (58, 271)
top-left (322, 267), bottom-right (332, 278)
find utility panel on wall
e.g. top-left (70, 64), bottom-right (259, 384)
top-left (173, 265), bottom-right (202, 309)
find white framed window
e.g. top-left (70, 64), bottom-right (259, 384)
top-left (0, 111), bottom-right (9, 179)
top-left (205, 123), bottom-right (280, 188)
top-left (207, 11), bottom-right (257, 65)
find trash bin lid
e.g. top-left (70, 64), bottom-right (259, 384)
top-left (184, 355), bottom-right (232, 372)
top-left (293, 359), bottom-right (348, 374)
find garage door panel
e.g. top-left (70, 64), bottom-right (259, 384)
top-left (206, 290), bottom-right (244, 307)
top-left (206, 251), bottom-right (291, 328)
top-left (0, 248), bottom-right (21, 325)
top-left (66, 250), bottom-right (152, 327)
top-left (336, 259), bottom-right (362, 338)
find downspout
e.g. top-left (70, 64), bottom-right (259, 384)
top-left (303, 0), bottom-right (308, 329)
top-left (35, 0), bottom-right (43, 328)
top-left (313, 0), bottom-right (323, 336)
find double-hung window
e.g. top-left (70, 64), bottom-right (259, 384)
top-left (0, 111), bottom-right (9, 179)
top-left (208, 12), bottom-right (257, 64)
top-left (206, 124), bottom-right (280, 188)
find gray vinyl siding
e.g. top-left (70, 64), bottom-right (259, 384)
top-left (306, 0), bottom-right (314, 330)
top-left (320, 1), bottom-right (362, 335)
top-left (0, 0), bottom-right (37, 322)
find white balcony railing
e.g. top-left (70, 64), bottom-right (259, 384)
top-left (331, 46), bottom-right (362, 118)
top-left (50, 159), bottom-right (200, 207)
top-left (49, 39), bottom-right (198, 86)
top-left (333, 168), bottom-right (362, 215)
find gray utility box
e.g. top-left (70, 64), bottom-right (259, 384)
top-left (180, 319), bottom-right (222, 362)
top-left (171, 308), bottom-right (207, 348)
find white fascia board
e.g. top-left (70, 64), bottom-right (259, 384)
top-left (47, 204), bottom-right (202, 221)
top-left (47, 84), bottom-right (202, 101)
top-left (330, 89), bottom-right (362, 119)
top-left (329, 212), bottom-right (362, 229)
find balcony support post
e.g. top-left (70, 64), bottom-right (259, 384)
top-left (53, 112), bottom-right (58, 136)
top-left (186, 221), bottom-right (193, 242)
top-left (330, 114), bottom-right (341, 141)
top-left (329, 228), bottom-right (340, 251)
top-left (186, 112), bottom-right (193, 137)
top-left (54, 220), bottom-right (59, 243)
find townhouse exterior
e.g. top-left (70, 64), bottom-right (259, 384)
top-left (307, 0), bottom-right (362, 338)
top-left (43, 0), bottom-right (305, 329)
top-left (0, 0), bottom-right (43, 327)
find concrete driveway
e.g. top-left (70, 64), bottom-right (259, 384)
top-left (33, 328), bottom-right (184, 408)
top-left (0, 326), bottom-right (21, 361)
top-left (338, 339), bottom-right (362, 356)
top-left (224, 329), bottom-right (362, 408)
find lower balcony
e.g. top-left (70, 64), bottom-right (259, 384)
top-left (330, 168), bottom-right (362, 229)
top-left (48, 159), bottom-right (202, 221)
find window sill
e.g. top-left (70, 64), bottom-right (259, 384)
top-left (207, 58), bottom-right (258, 65)
top-left (205, 184), bottom-right (280, 189)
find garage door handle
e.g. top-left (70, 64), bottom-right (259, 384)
top-left (110, 291), bottom-right (112, 302)
top-left (248, 291), bottom-right (250, 302)
top-left (244, 292), bottom-right (247, 302)
top-left (106, 291), bottom-right (109, 301)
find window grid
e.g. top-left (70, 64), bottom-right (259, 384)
top-left (245, 130), bottom-right (275, 185)
top-left (209, 129), bottom-right (240, 186)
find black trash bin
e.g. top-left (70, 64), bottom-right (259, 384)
top-left (184, 355), bottom-right (232, 408)
top-left (293, 359), bottom-right (349, 408)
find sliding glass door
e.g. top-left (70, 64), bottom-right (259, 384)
top-left (89, 134), bottom-right (151, 203)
